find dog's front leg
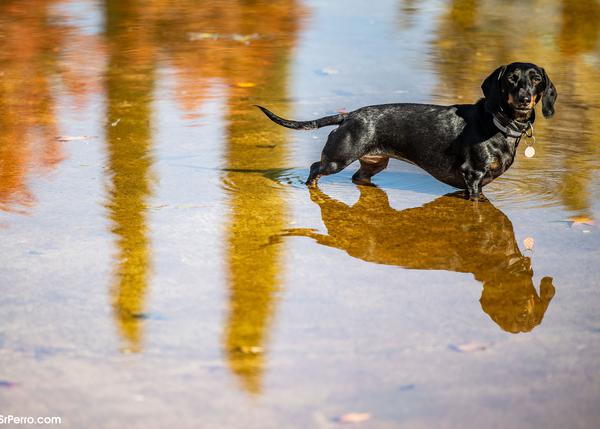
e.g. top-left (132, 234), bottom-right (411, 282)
top-left (462, 167), bottom-right (485, 201)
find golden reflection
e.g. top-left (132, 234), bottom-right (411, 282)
top-left (555, 0), bottom-right (600, 214)
top-left (0, 0), bottom-right (92, 212)
top-left (104, 0), bottom-right (156, 352)
top-left (284, 186), bottom-right (555, 333)
top-left (96, 0), bottom-right (302, 372)
top-left (431, 0), bottom-right (600, 215)
top-left (218, 2), bottom-right (301, 395)
top-left (149, 0), bottom-right (302, 393)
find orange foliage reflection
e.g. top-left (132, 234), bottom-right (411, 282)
top-left (0, 0), bottom-right (101, 212)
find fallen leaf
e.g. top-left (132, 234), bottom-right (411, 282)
top-left (317, 66), bottom-right (339, 76)
top-left (231, 33), bottom-right (260, 44)
top-left (0, 380), bottom-right (17, 388)
top-left (567, 216), bottom-right (594, 226)
top-left (187, 32), bottom-right (261, 43)
top-left (336, 413), bottom-right (371, 424)
top-left (150, 204), bottom-right (169, 210)
top-left (449, 341), bottom-right (489, 353)
top-left (187, 32), bottom-right (219, 41)
top-left (398, 384), bottom-right (416, 391)
top-left (55, 135), bottom-right (96, 142)
top-left (235, 345), bottom-right (263, 354)
top-left (184, 113), bottom-right (203, 120)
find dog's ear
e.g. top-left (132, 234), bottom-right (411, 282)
top-left (540, 68), bottom-right (557, 118)
top-left (481, 65), bottom-right (506, 114)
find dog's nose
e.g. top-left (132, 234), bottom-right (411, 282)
top-left (518, 90), bottom-right (532, 104)
top-left (519, 95), bottom-right (531, 104)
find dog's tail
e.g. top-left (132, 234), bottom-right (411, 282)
top-left (256, 105), bottom-right (347, 130)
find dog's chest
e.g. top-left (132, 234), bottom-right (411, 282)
top-left (483, 136), bottom-right (519, 179)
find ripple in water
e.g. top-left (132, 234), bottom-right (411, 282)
top-left (259, 162), bottom-right (593, 213)
top-left (487, 163), bottom-right (575, 210)
top-left (266, 166), bottom-right (455, 195)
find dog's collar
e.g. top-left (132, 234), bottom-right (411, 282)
top-left (493, 112), bottom-right (531, 138)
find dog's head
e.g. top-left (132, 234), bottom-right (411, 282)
top-left (480, 274), bottom-right (555, 334)
top-left (481, 62), bottom-right (557, 121)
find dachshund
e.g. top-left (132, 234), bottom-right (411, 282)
top-left (257, 62), bottom-right (557, 200)
top-left (279, 186), bottom-right (555, 333)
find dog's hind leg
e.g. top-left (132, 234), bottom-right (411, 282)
top-left (352, 156), bottom-right (389, 186)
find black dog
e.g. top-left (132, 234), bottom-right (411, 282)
top-left (258, 62), bottom-right (557, 199)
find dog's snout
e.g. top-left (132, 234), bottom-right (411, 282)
top-left (518, 89), bottom-right (532, 104)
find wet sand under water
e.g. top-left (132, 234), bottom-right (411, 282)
top-left (1, 0), bottom-right (599, 428)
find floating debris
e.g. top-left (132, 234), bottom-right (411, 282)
top-left (232, 345), bottom-right (263, 355)
top-left (335, 413), bottom-right (371, 424)
top-left (231, 33), bottom-right (260, 44)
top-left (187, 32), bottom-right (261, 45)
top-left (317, 66), bottom-right (340, 76)
top-left (449, 341), bottom-right (490, 353)
top-left (129, 312), bottom-right (167, 321)
top-left (187, 32), bottom-right (218, 41)
top-left (567, 216), bottom-right (594, 227)
top-left (55, 135), bottom-right (96, 142)
top-left (398, 384), bottom-right (416, 391)
top-left (111, 118), bottom-right (121, 127)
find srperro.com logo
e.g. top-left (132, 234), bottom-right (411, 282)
top-left (0, 415), bottom-right (62, 425)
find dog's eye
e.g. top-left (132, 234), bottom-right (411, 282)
top-left (507, 74), bottom-right (519, 83)
top-left (531, 75), bottom-right (542, 83)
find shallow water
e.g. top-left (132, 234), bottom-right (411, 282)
top-left (1, 0), bottom-right (599, 427)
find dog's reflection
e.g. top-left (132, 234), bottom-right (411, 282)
top-left (284, 186), bottom-right (555, 333)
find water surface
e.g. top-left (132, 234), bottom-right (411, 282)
top-left (1, 0), bottom-right (599, 427)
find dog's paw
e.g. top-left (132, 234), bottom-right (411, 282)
top-left (467, 193), bottom-right (488, 202)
